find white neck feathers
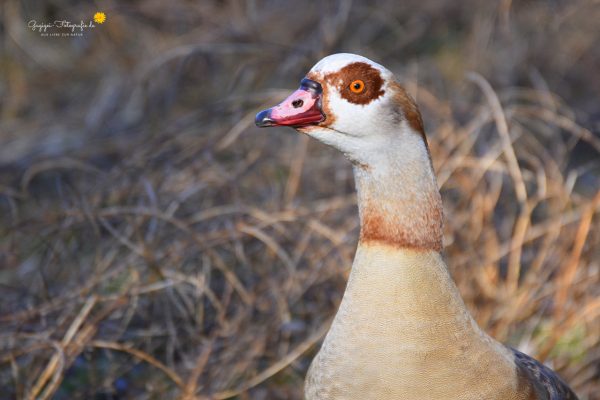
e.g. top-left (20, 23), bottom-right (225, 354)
top-left (354, 125), bottom-right (444, 251)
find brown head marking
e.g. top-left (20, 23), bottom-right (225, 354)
top-left (325, 62), bottom-right (385, 105)
top-left (389, 81), bottom-right (428, 146)
top-left (306, 71), bottom-right (336, 128)
top-left (388, 81), bottom-right (434, 166)
top-left (306, 62), bottom-right (385, 127)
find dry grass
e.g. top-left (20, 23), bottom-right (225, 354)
top-left (1, 1), bottom-right (599, 399)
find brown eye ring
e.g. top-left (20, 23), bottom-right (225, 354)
top-left (349, 79), bottom-right (365, 93)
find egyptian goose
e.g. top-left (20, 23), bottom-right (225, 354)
top-left (255, 53), bottom-right (577, 400)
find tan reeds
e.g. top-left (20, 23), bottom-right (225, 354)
top-left (1, 1), bottom-right (599, 399)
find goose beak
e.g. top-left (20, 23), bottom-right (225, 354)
top-left (255, 78), bottom-right (325, 128)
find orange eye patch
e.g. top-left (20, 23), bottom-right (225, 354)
top-left (349, 79), bottom-right (365, 93)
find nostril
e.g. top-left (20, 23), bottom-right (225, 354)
top-left (292, 99), bottom-right (304, 109)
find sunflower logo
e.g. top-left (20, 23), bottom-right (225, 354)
top-left (93, 12), bottom-right (106, 24)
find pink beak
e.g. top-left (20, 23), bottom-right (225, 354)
top-left (255, 78), bottom-right (325, 127)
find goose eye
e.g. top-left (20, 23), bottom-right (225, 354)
top-left (349, 80), bottom-right (365, 94)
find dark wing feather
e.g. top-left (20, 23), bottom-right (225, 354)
top-left (511, 348), bottom-right (578, 400)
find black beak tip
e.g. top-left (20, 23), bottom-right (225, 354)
top-left (255, 109), bottom-right (275, 127)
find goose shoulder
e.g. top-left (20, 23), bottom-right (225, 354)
top-left (512, 348), bottom-right (578, 400)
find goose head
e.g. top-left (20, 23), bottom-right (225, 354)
top-left (255, 53), bottom-right (428, 167)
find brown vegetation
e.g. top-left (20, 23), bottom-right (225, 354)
top-left (1, 1), bottom-right (599, 399)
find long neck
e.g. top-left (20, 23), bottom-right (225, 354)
top-left (339, 129), bottom-right (482, 340)
top-left (347, 132), bottom-right (473, 338)
top-left (354, 130), bottom-right (444, 251)
top-left (306, 127), bottom-right (524, 399)
top-left (309, 135), bottom-right (519, 396)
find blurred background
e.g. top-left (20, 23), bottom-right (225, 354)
top-left (1, 0), bottom-right (600, 399)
